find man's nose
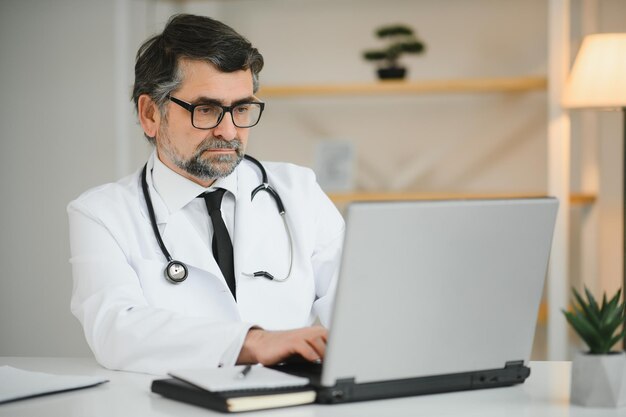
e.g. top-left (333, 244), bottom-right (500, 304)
top-left (212, 111), bottom-right (237, 141)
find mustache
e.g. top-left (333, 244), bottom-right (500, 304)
top-left (195, 138), bottom-right (242, 153)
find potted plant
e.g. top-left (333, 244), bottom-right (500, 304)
top-left (562, 287), bottom-right (626, 407)
top-left (363, 24), bottom-right (426, 80)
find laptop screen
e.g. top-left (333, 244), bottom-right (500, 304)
top-left (322, 198), bottom-right (557, 386)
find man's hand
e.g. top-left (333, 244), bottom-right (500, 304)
top-left (237, 326), bottom-right (327, 365)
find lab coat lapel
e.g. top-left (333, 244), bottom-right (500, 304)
top-left (160, 211), bottom-right (218, 274)
top-left (147, 198), bottom-right (240, 319)
top-left (141, 160), bottom-right (230, 292)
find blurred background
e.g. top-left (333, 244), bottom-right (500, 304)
top-left (1, 0), bottom-right (624, 360)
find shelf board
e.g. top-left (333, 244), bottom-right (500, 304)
top-left (258, 76), bottom-right (547, 98)
top-left (327, 192), bottom-right (595, 206)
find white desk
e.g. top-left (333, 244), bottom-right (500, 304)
top-left (1, 357), bottom-right (625, 416)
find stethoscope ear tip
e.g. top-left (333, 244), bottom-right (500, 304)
top-left (242, 271), bottom-right (276, 280)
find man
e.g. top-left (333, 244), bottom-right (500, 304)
top-left (68, 14), bottom-right (344, 375)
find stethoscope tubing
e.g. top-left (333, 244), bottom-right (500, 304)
top-left (141, 164), bottom-right (189, 283)
top-left (141, 154), bottom-right (293, 284)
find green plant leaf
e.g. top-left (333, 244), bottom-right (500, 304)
top-left (598, 291), bottom-right (624, 341)
top-left (564, 287), bottom-right (626, 354)
top-left (601, 299), bottom-right (623, 325)
top-left (399, 41), bottom-right (425, 54)
top-left (563, 309), bottom-right (603, 351)
top-left (572, 287), bottom-right (601, 328)
top-left (602, 304), bottom-right (625, 336)
top-left (363, 50), bottom-right (388, 61)
top-left (377, 25), bottom-right (413, 38)
top-left (584, 286), bottom-right (602, 317)
top-left (602, 289), bottom-right (623, 319)
top-left (574, 309), bottom-right (603, 350)
top-left (604, 288), bottom-right (621, 309)
top-left (607, 327), bottom-right (626, 352)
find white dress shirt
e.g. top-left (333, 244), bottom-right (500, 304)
top-left (152, 155), bottom-right (236, 254)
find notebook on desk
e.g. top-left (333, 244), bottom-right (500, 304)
top-left (273, 197), bottom-right (558, 404)
top-left (152, 365), bottom-right (315, 413)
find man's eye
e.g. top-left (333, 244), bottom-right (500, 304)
top-left (196, 105), bottom-right (219, 115)
top-left (235, 105), bottom-right (250, 113)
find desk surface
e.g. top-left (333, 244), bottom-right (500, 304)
top-left (1, 357), bottom-right (625, 417)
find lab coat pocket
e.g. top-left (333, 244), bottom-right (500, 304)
top-left (133, 258), bottom-right (239, 320)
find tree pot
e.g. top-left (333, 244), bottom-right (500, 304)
top-left (570, 351), bottom-right (626, 408)
top-left (377, 67), bottom-right (407, 80)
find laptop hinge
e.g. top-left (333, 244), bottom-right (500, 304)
top-left (505, 360), bottom-right (524, 368)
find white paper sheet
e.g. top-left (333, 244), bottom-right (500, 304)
top-left (0, 366), bottom-right (108, 404)
top-left (169, 365), bottom-right (309, 392)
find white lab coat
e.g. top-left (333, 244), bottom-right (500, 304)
top-left (68, 154), bottom-right (344, 375)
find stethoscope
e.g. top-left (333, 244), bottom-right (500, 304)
top-left (141, 154), bottom-right (294, 284)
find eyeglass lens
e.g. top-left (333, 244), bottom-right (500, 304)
top-left (193, 103), bottom-right (262, 129)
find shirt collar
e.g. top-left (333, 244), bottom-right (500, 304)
top-left (151, 152), bottom-right (239, 214)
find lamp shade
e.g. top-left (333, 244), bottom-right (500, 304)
top-left (562, 33), bottom-right (626, 109)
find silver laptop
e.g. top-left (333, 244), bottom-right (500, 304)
top-left (278, 197), bottom-right (558, 403)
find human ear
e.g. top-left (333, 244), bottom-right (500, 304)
top-left (138, 94), bottom-right (161, 138)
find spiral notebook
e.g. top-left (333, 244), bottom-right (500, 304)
top-left (152, 365), bottom-right (315, 412)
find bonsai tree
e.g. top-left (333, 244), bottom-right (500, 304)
top-left (562, 287), bottom-right (626, 354)
top-left (363, 24), bottom-right (426, 80)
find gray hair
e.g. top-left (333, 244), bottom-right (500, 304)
top-left (132, 14), bottom-right (264, 143)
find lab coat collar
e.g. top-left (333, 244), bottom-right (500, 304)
top-left (151, 151), bottom-right (238, 219)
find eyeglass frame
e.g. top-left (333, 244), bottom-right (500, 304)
top-left (167, 95), bottom-right (265, 129)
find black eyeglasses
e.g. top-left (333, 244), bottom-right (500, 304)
top-left (168, 95), bottom-right (265, 129)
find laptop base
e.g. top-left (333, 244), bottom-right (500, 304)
top-left (274, 360), bottom-right (530, 404)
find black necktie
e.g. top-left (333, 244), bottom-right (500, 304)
top-left (201, 189), bottom-right (236, 300)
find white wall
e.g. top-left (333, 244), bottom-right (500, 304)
top-left (0, 0), bottom-right (118, 356)
top-left (0, 0), bottom-right (198, 357)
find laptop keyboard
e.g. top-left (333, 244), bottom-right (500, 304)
top-left (270, 356), bottom-right (323, 386)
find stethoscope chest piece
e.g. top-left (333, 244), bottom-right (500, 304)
top-left (165, 260), bottom-right (188, 283)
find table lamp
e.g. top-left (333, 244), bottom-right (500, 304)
top-left (562, 33), bottom-right (626, 347)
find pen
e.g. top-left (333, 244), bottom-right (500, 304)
top-left (236, 364), bottom-right (252, 379)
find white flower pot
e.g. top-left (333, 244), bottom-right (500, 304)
top-left (571, 351), bottom-right (626, 408)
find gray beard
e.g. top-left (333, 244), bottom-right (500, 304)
top-left (165, 137), bottom-right (244, 181)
